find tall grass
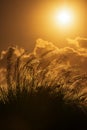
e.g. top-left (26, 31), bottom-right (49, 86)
top-left (0, 47), bottom-right (87, 130)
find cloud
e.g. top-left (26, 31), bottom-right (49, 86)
top-left (67, 37), bottom-right (87, 49)
top-left (34, 39), bottom-right (87, 72)
top-left (59, 47), bottom-right (87, 72)
top-left (33, 38), bottom-right (59, 57)
top-left (77, 37), bottom-right (87, 48)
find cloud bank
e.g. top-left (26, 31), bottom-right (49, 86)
top-left (68, 37), bottom-right (87, 49)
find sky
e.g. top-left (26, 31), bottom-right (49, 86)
top-left (0, 0), bottom-right (87, 52)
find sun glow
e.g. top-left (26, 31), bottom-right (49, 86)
top-left (58, 10), bottom-right (71, 24)
top-left (53, 8), bottom-right (73, 27)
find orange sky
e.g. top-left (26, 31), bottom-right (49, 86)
top-left (0, 0), bottom-right (87, 52)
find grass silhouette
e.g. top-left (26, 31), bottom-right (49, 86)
top-left (0, 84), bottom-right (87, 130)
top-left (0, 47), bottom-right (87, 130)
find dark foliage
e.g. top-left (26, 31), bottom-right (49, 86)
top-left (0, 48), bottom-right (87, 130)
top-left (0, 85), bottom-right (87, 130)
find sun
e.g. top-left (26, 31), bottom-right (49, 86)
top-left (58, 10), bottom-right (71, 24)
top-left (53, 8), bottom-right (73, 27)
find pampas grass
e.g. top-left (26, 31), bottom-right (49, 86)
top-left (0, 47), bottom-right (87, 130)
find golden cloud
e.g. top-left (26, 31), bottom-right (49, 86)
top-left (67, 37), bottom-right (87, 49)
